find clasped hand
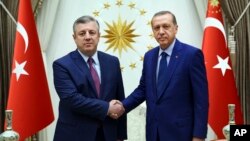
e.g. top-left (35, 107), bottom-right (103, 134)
top-left (108, 100), bottom-right (125, 119)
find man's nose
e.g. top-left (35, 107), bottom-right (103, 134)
top-left (84, 32), bottom-right (91, 39)
top-left (159, 27), bottom-right (164, 34)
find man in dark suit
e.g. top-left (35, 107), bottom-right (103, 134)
top-left (121, 11), bottom-right (209, 141)
top-left (53, 15), bottom-right (127, 141)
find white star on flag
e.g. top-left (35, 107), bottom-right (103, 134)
top-left (12, 60), bottom-right (29, 81)
top-left (213, 55), bottom-right (231, 76)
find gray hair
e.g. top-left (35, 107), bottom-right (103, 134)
top-left (152, 11), bottom-right (177, 25)
top-left (73, 15), bottom-right (100, 33)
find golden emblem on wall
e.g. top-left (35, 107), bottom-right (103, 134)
top-left (90, 0), bottom-right (156, 72)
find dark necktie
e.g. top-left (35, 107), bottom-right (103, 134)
top-left (157, 52), bottom-right (168, 96)
top-left (88, 57), bottom-right (100, 97)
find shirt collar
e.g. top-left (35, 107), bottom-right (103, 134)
top-left (78, 50), bottom-right (99, 65)
top-left (158, 39), bottom-right (176, 57)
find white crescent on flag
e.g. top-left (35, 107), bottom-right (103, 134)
top-left (17, 22), bottom-right (29, 53)
top-left (204, 17), bottom-right (227, 47)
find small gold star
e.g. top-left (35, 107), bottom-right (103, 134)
top-left (129, 63), bottom-right (136, 69)
top-left (147, 45), bottom-right (153, 50)
top-left (147, 21), bottom-right (151, 26)
top-left (128, 2), bottom-right (136, 9)
top-left (140, 56), bottom-right (144, 61)
top-left (120, 66), bottom-right (124, 72)
top-left (93, 10), bottom-right (100, 17)
top-left (149, 33), bottom-right (154, 38)
top-left (104, 3), bottom-right (111, 9)
top-left (140, 9), bottom-right (146, 15)
top-left (116, 0), bottom-right (123, 7)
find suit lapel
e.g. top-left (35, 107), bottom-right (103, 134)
top-left (72, 50), bottom-right (98, 98)
top-left (157, 40), bottom-right (183, 100)
top-left (151, 48), bottom-right (159, 100)
top-left (98, 52), bottom-right (107, 99)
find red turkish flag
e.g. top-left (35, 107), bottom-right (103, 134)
top-left (7, 0), bottom-right (54, 140)
top-left (202, 0), bottom-right (243, 139)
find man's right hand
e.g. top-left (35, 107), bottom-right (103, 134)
top-left (108, 100), bottom-right (125, 119)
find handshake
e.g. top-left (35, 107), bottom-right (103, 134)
top-left (108, 100), bottom-right (125, 119)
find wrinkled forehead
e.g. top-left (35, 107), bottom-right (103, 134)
top-left (151, 14), bottom-right (174, 26)
top-left (74, 21), bottom-right (100, 33)
top-left (74, 20), bottom-right (100, 32)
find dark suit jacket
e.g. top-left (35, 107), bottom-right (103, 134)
top-left (53, 50), bottom-right (127, 141)
top-left (123, 39), bottom-right (209, 141)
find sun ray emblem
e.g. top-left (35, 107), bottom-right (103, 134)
top-left (102, 16), bottom-right (140, 56)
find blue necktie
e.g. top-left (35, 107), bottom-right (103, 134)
top-left (157, 52), bottom-right (168, 96)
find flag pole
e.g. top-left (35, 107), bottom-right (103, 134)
top-left (0, 0), bottom-right (17, 25)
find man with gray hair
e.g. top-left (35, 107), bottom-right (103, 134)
top-left (53, 15), bottom-right (127, 141)
top-left (120, 10), bottom-right (209, 141)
